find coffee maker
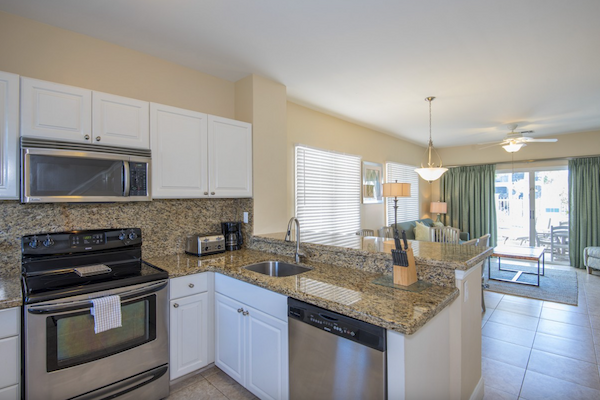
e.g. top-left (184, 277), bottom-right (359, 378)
top-left (221, 222), bottom-right (243, 251)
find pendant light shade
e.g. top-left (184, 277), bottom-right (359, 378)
top-left (415, 97), bottom-right (448, 183)
top-left (502, 141), bottom-right (525, 153)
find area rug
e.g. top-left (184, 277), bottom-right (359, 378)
top-left (483, 261), bottom-right (578, 305)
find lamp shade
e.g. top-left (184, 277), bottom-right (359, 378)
top-left (430, 201), bottom-right (447, 214)
top-left (382, 182), bottom-right (411, 197)
top-left (414, 167), bottom-right (448, 182)
top-left (502, 142), bottom-right (525, 153)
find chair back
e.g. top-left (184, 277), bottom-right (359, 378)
top-left (430, 226), bottom-right (460, 244)
top-left (477, 233), bottom-right (491, 247)
top-left (462, 238), bottom-right (479, 246)
top-left (356, 229), bottom-right (375, 237)
top-left (378, 226), bottom-right (394, 239)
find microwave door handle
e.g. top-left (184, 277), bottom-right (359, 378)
top-left (123, 161), bottom-right (131, 197)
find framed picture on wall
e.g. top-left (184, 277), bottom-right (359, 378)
top-left (362, 161), bottom-right (383, 204)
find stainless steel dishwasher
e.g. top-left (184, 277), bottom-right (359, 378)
top-left (288, 298), bottom-right (387, 399)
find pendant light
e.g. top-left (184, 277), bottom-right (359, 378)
top-left (415, 96), bottom-right (448, 182)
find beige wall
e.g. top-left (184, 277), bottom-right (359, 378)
top-left (236, 75), bottom-right (288, 234)
top-left (286, 102), bottom-right (430, 231)
top-left (0, 11), bottom-right (235, 117)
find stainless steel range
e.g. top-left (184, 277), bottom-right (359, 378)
top-left (21, 228), bottom-right (169, 400)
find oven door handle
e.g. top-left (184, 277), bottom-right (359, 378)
top-left (27, 280), bottom-right (168, 315)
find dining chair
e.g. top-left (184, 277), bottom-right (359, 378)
top-left (462, 238), bottom-right (479, 246)
top-left (355, 229), bottom-right (375, 237)
top-left (430, 226), bottom-right (460, 244)
top-left (477, 233), bottom-right (491, 313)
top-left (378, 226), bottom-right (394, 239)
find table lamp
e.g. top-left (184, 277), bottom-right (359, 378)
top-left (430, 201), bottom-right (447, 223)
top-left (383, 181), bottom-right (411, 234)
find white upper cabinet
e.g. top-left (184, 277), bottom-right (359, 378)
top-left (92, 92), bottom-right (149, 148)
top-left (21, 77), bottom-right (92, 143)
top-left (0, 71), bottom-right (19, 200)
top-left (151, 105), bottom-right (252, 199)
top-left (208, 115), bottom-right (252, 198)
top-left (150, 103), bottom-right (208, 198)
top-left (21, 77), bottom-right (150, 149)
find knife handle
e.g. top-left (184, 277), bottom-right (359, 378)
top-left (401, 230), bottom-right (408, 250)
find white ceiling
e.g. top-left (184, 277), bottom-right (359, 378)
top-left (1, 0), bottom-right (599, 147)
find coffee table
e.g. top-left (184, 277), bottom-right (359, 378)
top-left (489, 245), bottom-right (546, 287)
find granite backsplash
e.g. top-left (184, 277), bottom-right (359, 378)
top-left (0, 198), bottom-right (253, 274)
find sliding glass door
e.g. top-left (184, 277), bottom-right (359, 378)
top-left (495, 167), bottom-right (568, 262)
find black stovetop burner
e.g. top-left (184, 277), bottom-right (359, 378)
top-left (21, 228), bottom-right (168, 304)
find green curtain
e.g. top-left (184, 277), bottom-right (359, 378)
top-left (568, 157), bottom-right (600, 269)
top-left (440, 164), bottom-right (497, 246)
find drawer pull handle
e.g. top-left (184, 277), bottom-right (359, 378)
top-left (211, 192), bottom-right (216, 195)
top-left (84, 134), bottom-right (90, 140)
top-left (173, 303), bottom-right (179, 308)
top-left (237, 308), bottom-right (243, 313)
top-left (242, 310), bottom-right (249, 316)
top-left (96, 136), bottom-right (101, 142)
top-left (188, 283), bottom-right (195, 288)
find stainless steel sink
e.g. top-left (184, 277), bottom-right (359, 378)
top-left (244, 261), bottom-right (311, 277)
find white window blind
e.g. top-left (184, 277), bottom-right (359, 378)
top-left (295, 145), bottom-right (361, 234)
top-left (386, 162), bottom-right (420, 225)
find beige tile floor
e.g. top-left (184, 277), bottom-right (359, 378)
top-left (482, 265), bottom-right (600, 400)
top-left (167, 365), bottom-right (257, 400)
top-left (167, 266), bottom-right (600, 400)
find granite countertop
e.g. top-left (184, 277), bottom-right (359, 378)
top-left (255, 232), bottom-right (492, 271)
top-left (0, 271), bottom-right (22, 310)
top-left (145, 248), bottom-right (459, 335)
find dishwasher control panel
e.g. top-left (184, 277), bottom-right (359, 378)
top-left (288, 298), bottom-right (386, 351)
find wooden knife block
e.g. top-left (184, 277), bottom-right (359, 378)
top-left (383, 240), bottom-right (417, 286)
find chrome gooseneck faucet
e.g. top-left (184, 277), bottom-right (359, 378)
top-left (285, 217), bottom-right (301, 263)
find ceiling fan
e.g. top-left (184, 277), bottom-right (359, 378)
top-left (479, 124), bottom-right (558, 153)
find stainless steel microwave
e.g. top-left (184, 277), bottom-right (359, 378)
top-left (21, 138), bottom-right (151, 203)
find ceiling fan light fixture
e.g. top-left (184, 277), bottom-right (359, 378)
top-left (415, 96), bottom-right (448, 183)
top-left (502, 141), bottom-right (525, 153)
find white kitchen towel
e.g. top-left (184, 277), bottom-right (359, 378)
top-left (91, 295), bottom-right (122, 333)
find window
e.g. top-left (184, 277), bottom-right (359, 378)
top-left (385, 162), bottom-right (420, 225)
top-left (295, 145), bottom-right (361, 234)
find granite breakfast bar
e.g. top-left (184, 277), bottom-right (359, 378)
top-left (147, 233), bottom-right (492, 400)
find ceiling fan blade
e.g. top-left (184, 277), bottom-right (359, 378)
top-left (523, 138), bottom-right (558, 143)
top-left (477, 143), bottom-right (503, 150)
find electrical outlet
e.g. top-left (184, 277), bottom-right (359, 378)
top-left (243, 212), bottom-right (248, 223)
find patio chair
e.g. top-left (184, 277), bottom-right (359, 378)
top-left (430, 226), bottom-right (460, 244)
top-left (550, 225), bottom-right (569, 262)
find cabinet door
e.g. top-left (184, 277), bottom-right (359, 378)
top-left (246, 307), bottom-right (289, 400)
top-left (169, 292), bottom-right (209, 380)
top-left (150, 103), bottom-right (208, 198)
top-left (0, 71), bottom-right (19, 199)
top-left (0, 336), bottom-right (19, 390)
top-left (214, 293), bottom-right (245, 386)
top-left (92, 92), bottom-right (149, 149)
top-left (20, 77), bottom-right (92, 142)
top-left (208, 115), bottom-right (252, 198)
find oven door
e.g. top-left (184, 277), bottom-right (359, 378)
top-left (24, 280), bottom-right (169, 400)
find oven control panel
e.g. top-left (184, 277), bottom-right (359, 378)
top-left (22, 228), bottom-right (143, 256)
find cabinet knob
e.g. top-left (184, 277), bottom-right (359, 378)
top-left (188, 283), bottom-right (194, 288)
top-left (211, 192), bottom-right (215, 195)
top-left (204, 192), bottom-right (208, 195)
top-left (173, 303), bottom-right (179, 308)
top-left (242, 310), bottom-right (249, 316)
top-left (96, 136), bottom-right (101, 142)
top-left (84, 135), bottom-right (90, 140)
top-left (237, 308), bottom-right (243, 313)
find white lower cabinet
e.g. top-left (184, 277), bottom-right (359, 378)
top-left (169, 272), bottom-right (214, 380)
top-left (0, 307), bottom-right (20, 400)
top-left (215, 274), bottom-right (288, 400)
